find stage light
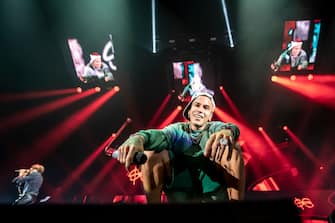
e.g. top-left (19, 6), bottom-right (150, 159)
top-left (219, 86), bottom-right (223, 90)
top-left (114, 86), bottom-right (120, 92)
top-left (290, 75), bottom-right (296, 81)
top-left (283, 125), bottom-right (288, 131)
top-left (95, 87), bottom-right (101, 92)
top-left (151, 0), bottom-right (157, 53)
top-left (188, 38), bottom-right (196, 43)
top-left (290, 167), bottom-right (299, 177)
top-left (76, 87), bottom-right (82, 93)
top-left (271, 76), bottom-right (278, 82)
top-left (238, 140), bottom-right (245, 146)
top-left (177, 105), bottom-right (182, 110)
top-left (209, 37), bottom-right (217, 41)
top-left (307, 74), bottom-right (313, 80)
top-left (221, 0), bottom-right (234, 47)
top-left (258, 126), bottom-right (263, 132)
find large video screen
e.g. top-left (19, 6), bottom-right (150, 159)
top-left (67, 34), bottom-right (118, 89)
top-left (270, 19), bottom-right (321, 74)
top-left (172, 60), bottom-right (214, 101)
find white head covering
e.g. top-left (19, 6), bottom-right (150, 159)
top-left (89, 53), bottom-right (101, 64)
top-left (290, 40), bottom-right (303, 48)
top-left (182, 91), bottom-right (215, 120)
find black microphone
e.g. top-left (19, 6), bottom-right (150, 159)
top-left (15, 169), bottom-right (29, 172)
top-left (105, 147), bottom-right (147, 165)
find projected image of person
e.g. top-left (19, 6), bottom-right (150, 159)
top-left (83, 52), bottom-right (115, 83)
top-left (271, 39), bottom-right (309, 72)
top-left (115, 91), bottom-right (245, 203)
top-left (178, 63), bottom-right (214, 102)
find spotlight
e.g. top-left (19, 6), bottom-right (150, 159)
top-left (219, 86), bottom-right (223, 90)
top-left (282, 125), bottom-right (288, 131)
top-left (209, 37), bottom-right (217, 41)
top-left (126, 117), bottom-right (132, 123)
top-left (188, 38), bottom-right (196, 43)
top-left (95, 87), bottom-right (101, 92)
top-left (290, 167), bottom-right (298, 177)
top-left (238, 140), bottom-right (245, 146)
top-left (76, 87), bottom-right (82, 93)
top-left (290, 75), bottom-right (296, 81)
top-left (307, 74), bottom-right (313, 80)
top-left (258, 127), bottom-right (263, 132)
top-left (177, 105), bottom-right (182, 110)
top-left (114, 86), bottom-right (120, 92)
top-left (271, 76), bottom-right (277, 82)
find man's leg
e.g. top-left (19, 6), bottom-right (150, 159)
top-left (219, 143), bottom-right (245, 200)
top-left (140, 150), bottom-right (171, 204)
top-left (13, 193), bottom-right (36, 205)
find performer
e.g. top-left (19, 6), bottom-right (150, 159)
top-left (82, 52), bottom-right (115, 83)
top-left (12, 163), bottom-right (45, 205)
top-left (115, 91), bottom-right (245, 203)
top-left (271, 39), bottom-right (308, 72)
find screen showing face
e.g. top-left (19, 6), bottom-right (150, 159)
top-left (67, 34), bottom-right (118, 89)
top-left (271, 19), bottom-right (321, 74)
top-left (172, 60), bottom-right (214, 101)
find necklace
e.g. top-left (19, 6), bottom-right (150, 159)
top-left (189, 128), bottom-right (204, 145)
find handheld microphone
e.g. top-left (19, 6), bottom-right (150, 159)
top-left (15, 169), bottom-right (28, 172)
top-left (105, 147), bottom-right (147, 165)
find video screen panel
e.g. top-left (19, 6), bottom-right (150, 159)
top-left (270, 19), bottom-right (321, 74)
top-left (172, 60), bottom-right (214, 101)
top-left (67, 34), bottom-right (118, 89)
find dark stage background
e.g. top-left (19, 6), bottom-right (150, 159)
top-left (0, 0), bottom-right (334, 218)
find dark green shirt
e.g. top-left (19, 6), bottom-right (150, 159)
top-left (135, 121), bottom-right (240, 194)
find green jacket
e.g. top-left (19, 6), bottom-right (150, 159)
top-left (135, 121), bottom-right (240, 194)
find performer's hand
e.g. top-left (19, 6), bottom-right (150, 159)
top-left (204, 129), bottom-right (234, 163)
top-left (16, 169), bottom-right (29, 177)
top-left (116, 135), bottom-right (145, 171)
top-left (205, 130), bottom-right (245, 200)
top-left (270, 62), bottom-right (279, 71)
